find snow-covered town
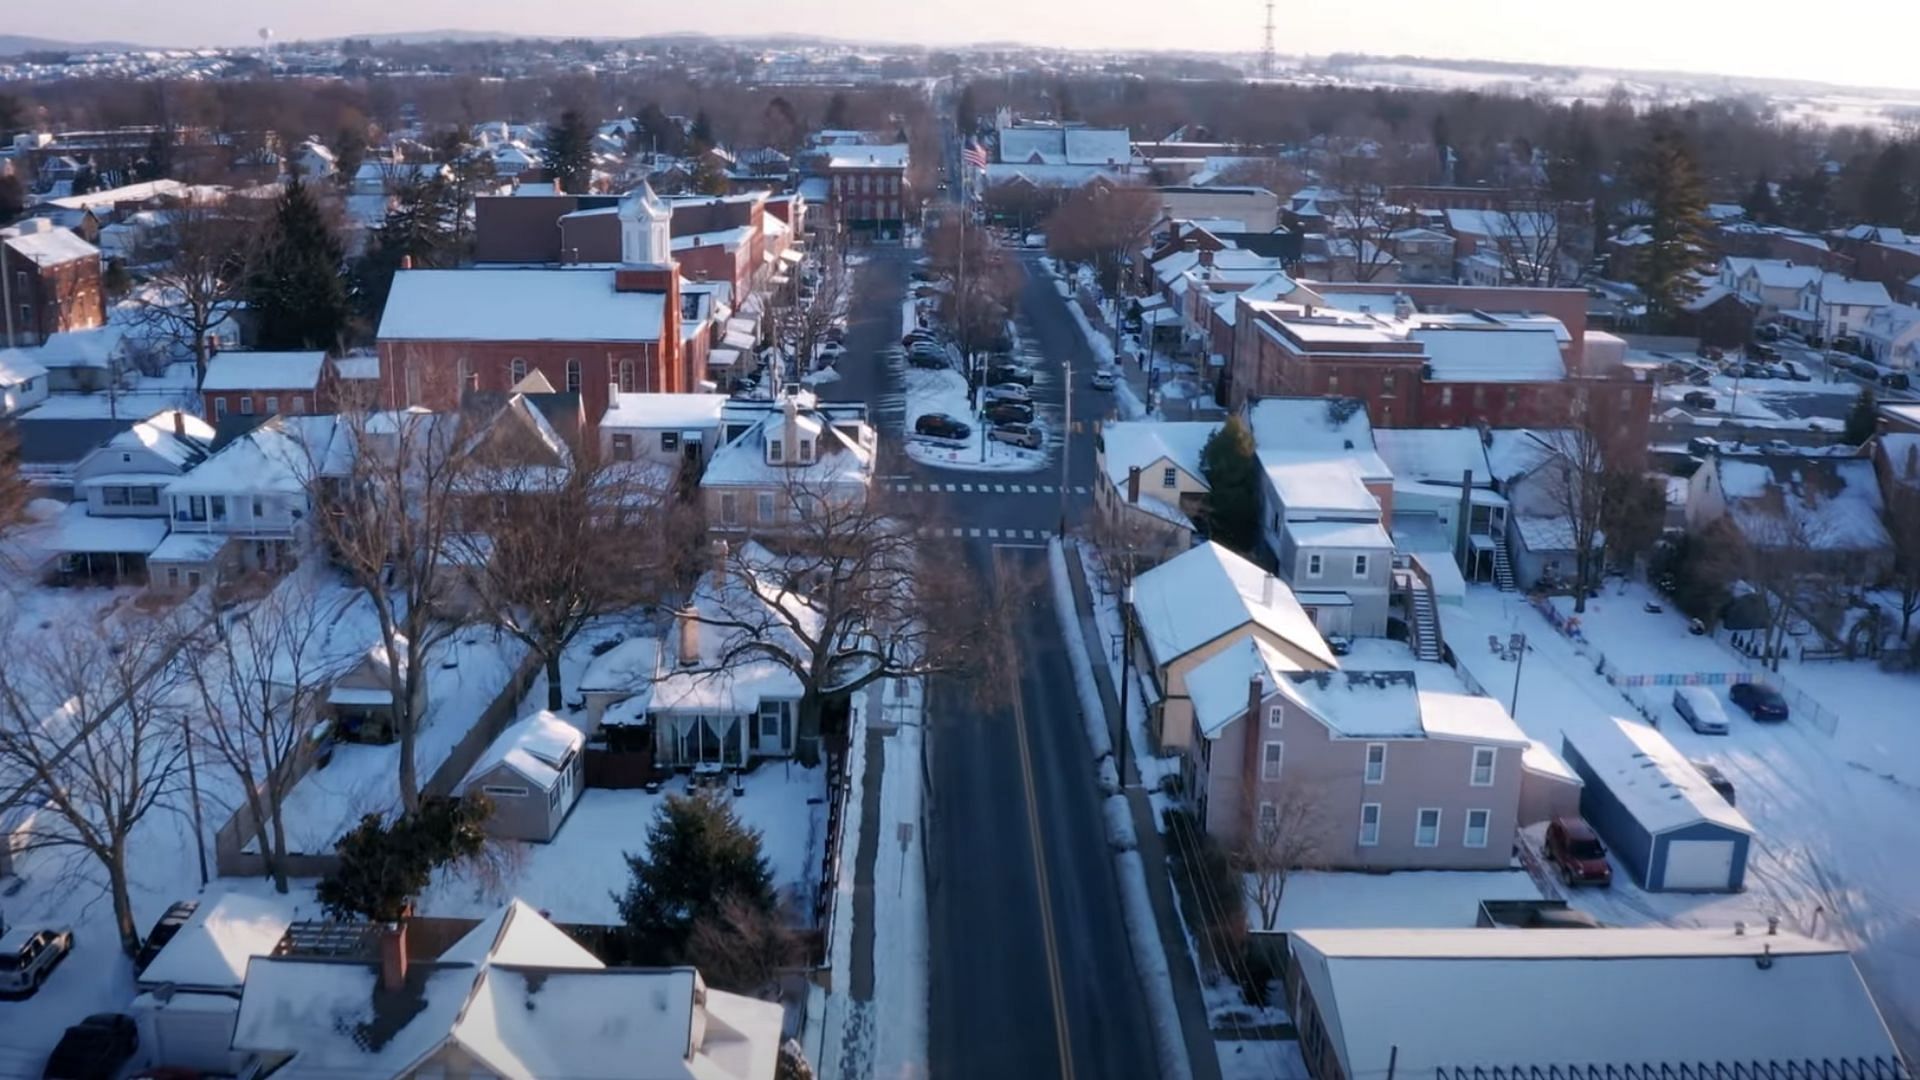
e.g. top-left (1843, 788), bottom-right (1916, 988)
top-left (0, 11), bottom-right (1918, 1080)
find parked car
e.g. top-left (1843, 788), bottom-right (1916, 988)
top-left (1687, 435), bottom-right (1721, 457)
top-left (1738, 362), bottom-right (1771, 379)
top-left (1747, 342), bottom-right (1780, 362)
top-left (1672, 687), bottom-right (1730, 735)
top-left (1728, 682), bottom-right (1790, 721)
top-left (42, 1014), bottom-right (138, 1080)
top-left (1543, 817), bottom-right (1612, 888)
top-left (1780, 359), bottom-right (1812, 381)
top-left (1090, 367), bottom-right (1116, 390)
top-left (1882, 371), bottom-right (1910, 391)
top-left (987, 364), bottom-right (1034, 386)
top-left (1695, 344), bottom-right (1723, 361)
top-left (1764, 438), bottom-right (1795, 454)
top-left (1681, 390), bottom-right (1717, 410)
top-left (815, 342), bottom-right (847, 363)
top-left (1755, 323), bottom-right (1782, 342)
top-left (1690, 761), bottom-right (1737, 807)
top-left (1848, 358), bottom-right (1882, 379)
top-left (914, 413), bottom-right (971, 440)
top-left (0, 927), bottom-right (75, 998)
top-left (984, 401), bottom-right (1035, 425)
top-left (988, 422), bottom-right (1044, 450)
top-left (902, 330), bottom-right (938, 348)
top-left (909, 268), bottom-right (934, 283)
top-left (984, 382), bottom-right (1032, 404)
top-left (133, 900), bottom-right (199, 976)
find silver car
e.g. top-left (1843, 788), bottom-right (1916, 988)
top-left (983, 382), bottom-right (1032, 403)
top-left (0, 926), bottom-right (74, 997)
top-left (1672, 687), bottom-right (1729, 735)
top-left (988, 422), bottom-right (1044, 450)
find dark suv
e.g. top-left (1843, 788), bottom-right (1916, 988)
top-left (914, 413), bottom-right (971, 440)
top-left (1728, 681), bottom-right (1790, 721)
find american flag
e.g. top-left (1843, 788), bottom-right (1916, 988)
top-left (962, 139), bottom-right (990, 171)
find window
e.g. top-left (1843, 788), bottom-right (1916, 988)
top-left (549, 785), bottom-right (562, 810)
top-left (291, 396), bottom-right (306, 414)
top-left (121, 452), bottom-right (131, 464)
top-left (720, 493), bottom-right (738, 525)
top-left (1505, 387), bottom-right (1519, 409)
top-left (1161, 466), bottom-right (1178, 488)
top-left (166, 567), bottom-right (180, 589)
top-left (1258, 801), bottom-right (1278, 830)
top-left (481, 784), bottom-right (529, 799)
top-left (1358, 803), bottom-right (1381, 846)
top-left (1307, 553), bottom-right (1323, 578)
top-left (214, 397), bottom-right (228, 420)
top-left (799, 438), bottom-right (815, 462)
top-left (1326, 373), bottom-right (1340, 394)
top-left (1382, 372), bottom-right (1397, 396)
top-left (611, 433), bottom-right (633, 461)
top-left (129, 487), bottom-right (158, 507)
top-left (266, 395), bottom-right (281, 415)
top-left (1464, 809), bottom-right (1491, 848)
top-left (102, 486), bottom-right (129, 506)
top-left (1353, 554), bottom-right (1369, 578)
top-left (1470, 746), bottom-right (1496, 787)
top-left (456, 357), bottom-right (470, 391)
top-left (185, 495), bottom-right (207, 522)
top-left (661, 432), bottom-right (681, 452)
top-left (238, 395), bottom-right (254, 415)
top-left (510, 357), bottom-right (528, 383)
top-left (1414, 808), bottom-right (1441, 847)
top-left (1364, 743), bottom-right (1386, 784)
top-left (619, 359), bottom-right (636, 392)
top-left (760, 700), bottom-right (782, 738)
top-left (1266, 705), bottom-right (1283, 729)
top-left (1473, 386), bottom-right (1486, 408)
top-left (756, 492), bottom-right (776, 522)
top-left (767, 438), bottom-right (784, 464)
top-left (565, 358), bottom-right (582, 392)
top-left (1261, 740), bottom-right (1284, 781)
top-left (209, 496), bottom-right (227, 522)
top-left (252, 496), bottom-right (266, 518)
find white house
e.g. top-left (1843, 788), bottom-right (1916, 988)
top-left (71, 409), bottom-right (214, 518)
top-left (1858, 302), bottom-right (1920, 370)
top-left (1722, 257), bottom-right (1821, 322)
top-left (1800, 273), bottom-right (1892, 344)
top-left (154, 416), bottom-right (335, 592)
top-left (600, 391), bottom-right (730, 472)
top-left (700, 392), bottom-right (877, 535)
top-left (0, 347), bottom-right (49, 414)
top-left (291, 140), bottom-right (337, 179)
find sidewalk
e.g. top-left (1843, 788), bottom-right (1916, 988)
top-left (1077, 290), bottom-right (1219, 423)
top-left (1062, 544), bottom-right (1225, 1080)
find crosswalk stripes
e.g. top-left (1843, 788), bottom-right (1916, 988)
top-left (887, 482), bottom-right (1093, 497)
top-left (921, 526), bottom-right (1049, 541)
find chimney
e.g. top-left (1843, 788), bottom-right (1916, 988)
top-left (1734, 920), bottom-right (1746, 936)
top-left (1198, 248), bottom-right (1214, 269)
top-left (607, 382), bottom-right (621, 409)
top-left (399, 254), bottom-right (412, 271)
top-left (677, 606), bottom-right (701, 668)
top-left (1246, 673), bottom-right (1265, 727)
top-left (173, 411), bottom-right (185, 438)
top-left (1767, 915), bottom-right (1779, 936)
top-left (1126, 465), bottom-right (1141, 504)
top-left (379, 921), bottom-right (409, 993)
top-left (711, 538), bottom-right (730, 580)
top-left (1262, 573), bottom-right (1275, 607)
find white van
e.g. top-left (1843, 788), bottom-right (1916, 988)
top-left (1672, 686), bottom-right (1730, 735)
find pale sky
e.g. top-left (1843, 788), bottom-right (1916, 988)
top-left (18, 0), bottom-right (1920, 93)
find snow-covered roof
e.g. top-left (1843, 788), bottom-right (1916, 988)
top-left (1188, 636), bottom-right (1307, 738)
top-left (1244, 397), bottom-right (1384, 466)
top-left (1285, 519), bottom-right (1393, 550)
top-left (579, 637), bottom-right (659, 696)
top-left (31, 325), bottom-right (125, 369)
top-left (1522, 738), bottom-right (1581, 784)
top-left (1710, 455), bottom-right (1889, 551)
top-left (378, 269), bottom-right (667, 343)
top-left (1289, 927), bottom-right (1901, 1078)
top-left (1818, 273), bottom-right (1892, 307)
top-left (42, 502), bottom-right (167, 554)
top-left (1512, 514), bottom-right (1602, 554)
top-left (1566, 717), bottom-right (1754, 836)
top-left (998, 126), bottom-right (1067, 165)
top-left (150, 531), bottom-right (230, 563)
top-left (1482, 428), bottom-right (1564, 483)
top-left (166, 416), bottom-right (332, 497)
top-left (139, 891), bottom-right (293, 991)
top-left (1261, 453), bottom-right (1382, 516)
top-left (980, 162), bottom-right (1122, 188)
top-left (1412, 328), bottom-right (1566, 382)
top-left (601, 392), bottom-right (730, 431)
top-left (106, 409), bottom-right (216, 465)
top-left (1275, 669), bottom-right (1421, 737)
top-left (1063, 127), bottom-right (1131, 166)
top-left (1414, 690), bottom-right (1528, 746)
top-left (824, 144), bottom-right (909, 170)
top-left (700, 405), bottom-right (874, 492)
top-left (671, 225), bottom-right (756, 253)
top-left (2, 224), bottom-right (99, 266)
top-left (459, 711), bottom-right (583, 793)
top-left (43, 178), bottom-right (187, 211)
top-left (1132, 542), bottom-right (1335, 669)
top-left (1099, 420), bottom-right (1218, 494)
top-left (1371, 428), bottom-right (1494, 487)
top-left (1443, 207), bottom-right (1553, 239)
top-left (0, 349), bottom-right (49, 385)
top-left (200, 351), bottom-right (327, 392)
top-left (1744, 260), bottom-right (1822, 290)
top-left (1270, 870), bottom-right (1541, 932)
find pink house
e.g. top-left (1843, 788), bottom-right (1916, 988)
top-left (1185, 633), bottom-right (1577, 866)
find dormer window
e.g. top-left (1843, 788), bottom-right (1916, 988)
top-left (799, 438), bottom-right (815, 463)
top-left (767, 438), bottom-right (784, 465)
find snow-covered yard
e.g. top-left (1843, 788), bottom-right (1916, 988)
top-left (900, 366), bottom-right (1050, 473)
top-left (1443, 582), bottom-right (1920, 1058)
top-left (420, 762), bottom-right (829, 926)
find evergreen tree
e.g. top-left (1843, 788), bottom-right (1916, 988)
top-left (316, 796), bottom-right (490, 923)
top-left (691, 146), bottom-right (731, 196)
top-left (1845, 385), bottom-right (1879, 446)
top-left (618, 794), bottom-right (777, 963)
top-left (352, 174), bottom-right (457, 326)
top-left (1742, 175), bottom-right (1779, 224)
top-left (955, 85), bottom-right (978, 137)
top-left (333, 123), bottom-right (368, 186)
top-left (1628, 123), bottom-right (1709, 327)
top-left (1780, 168), bottom-right (1835, 233)
top-left (1199, 416), bottom-right (1262, 554)
top-left (248, 178), bottom-right (349, 352)
top-left (824, 92), bottom-right (850, 130)
top-left (1861, 143), bottom-right (1917, 228)
top-left (544, 108), bottom-right (595, 195)
top-left (690, 109), bottom-right (714, 147)
top-left (0, 93), bottom-right (23, 138)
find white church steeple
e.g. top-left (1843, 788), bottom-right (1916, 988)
top-left (618, 181), bottom-right (671, 265)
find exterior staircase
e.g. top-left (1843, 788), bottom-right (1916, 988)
top-left (1491, 536), bottom-right (1517, 592)
top-left (1408, 584), bottom-right (1443, 662)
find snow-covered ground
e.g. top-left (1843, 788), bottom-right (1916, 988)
top-left (900, 366), bottom-right (1050, 474)
top-left (1075, 541), bottom-right (1185, 803)
top-left (1443, 582), bottom-right (1920, 1058)
top-left (1656, 377), bottom-right (1849, 433)
top-left (19, 363), bottom-right (200, 421)
top-left (420, 764), bottom-right (829, 925)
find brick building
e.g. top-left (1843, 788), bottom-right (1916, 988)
top-left (376, 185), bottom-right (690, 422)
top-left (1228, 281), bottom-right (1650, 445)
top-left (200, 350), bottom-right (330, 422)
top-left (819, 144), bottom-right (909, 239)
top-left (2, 220), bottom-right (106, 348)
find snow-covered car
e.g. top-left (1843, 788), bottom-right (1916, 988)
top-left (1090, 368), bottom-right (1116, 390)
top-left (816, 342), bottom-right (847, 362)
top-left (1672, 687), bottom-right (1729, 735)
top-left (0, 926), bottom-right (74, 998)
top-left (987, 364), bottom-right (1034, 387)
top-left (983, 383), bottom-right (1031, 403)
top-left (988, 422), bottom-right (1044, 450)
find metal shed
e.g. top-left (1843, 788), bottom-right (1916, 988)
top-left (1560, 718), bottom-right (1755, 892)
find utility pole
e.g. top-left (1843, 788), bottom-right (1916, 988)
top-left (1509, 632), bottom-right (1528, 718)
top-left (1117, 576), bottom-right (1135, 784)
top-left (1059, 350), bottom-right (1072, 536)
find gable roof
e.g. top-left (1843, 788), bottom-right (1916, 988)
top-left (1290, 927), bottom-right (1902, 1080)
top-left (1818, 273), bottom-right (1892, 307)
top-left (1099, 420), bottom-right (1220, 494)
top-left (1188, 636), bottom-right (1308, 738)
top-left (1566, 717), bottom-right (1755, 836)
top-left (1243, 397), bottom-right (1387, 475)
top-left (2, 225), bottom-right (99, 266)
top-left (1709, 454), bottom-right (1890, 551)
top-left (138, 891), bottom-right (295, 991)
top-left (200, 350), bottom-right (328, 392)
top-left (1373, 428), bottom-right (1492, 486)
top-left (378, 269), bottom-right (667, 343)
top-left (1131, 542), bottom-right (1334, 668)
top-left (458, 711), bottom-right (584, 793)
top-left (1275, 669), bottom-right (1423, 737)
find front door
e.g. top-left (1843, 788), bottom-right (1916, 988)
top-left (755, 700), bottom-right (787, 756)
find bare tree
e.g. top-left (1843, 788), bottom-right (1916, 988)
top-left (687, 476), bottom-right (1006, 765)
top-left (780, 249), bottom-right (851, 377)
top-left (1044, 182), bottom-right (1163, 296)
top-left (0, 615), bottom-right (191, 956)
top-left (1531, 392), bottom-right (1650, 613)
top-left (1886, 477), bottom-right (1920, 643)
top-left (1324, 154), bottom-right (1411, 283)
top-left (1703, 508), bottom-right (1837, 671)
top-left (179, 574), bottom-right (339, 893)
top-left (304, 400), bottom-right (473, 813)
top-left (129, 194), bottom-right (261, 383)
top-left (1487, 186), bottom-right (1586, 287)
top-left (0, 426), bottom-right (34, 538)
top-left (448, 438), bottom-right (691, 712)
top-left (1241, 782), bottom-right (1326, 933)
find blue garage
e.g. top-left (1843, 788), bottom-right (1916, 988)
top-left (1560, 718), bottom-right (1754, 892)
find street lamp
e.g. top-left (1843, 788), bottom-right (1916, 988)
top-left (1117, 579), bottom-right (1135, 786)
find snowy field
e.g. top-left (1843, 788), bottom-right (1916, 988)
top-left (1442, 583), bottom-right (1920, 1057)
top-left (420, 764), bottom-right (829, 925)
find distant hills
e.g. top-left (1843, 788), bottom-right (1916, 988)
top-left (0, 34), bottom-right (147, 55)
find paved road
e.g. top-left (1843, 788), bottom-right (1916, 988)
top-left (834, 235), bottom-right (1158, 1078)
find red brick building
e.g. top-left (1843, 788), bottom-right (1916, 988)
top-left (376, 187), bottom-right (690, 422)
top-left (2, 221), bottom-right (106, 347)
top-left (818, 145), bottom-right (910, 239)
top-left (200, 350), bottom-right (330, 422)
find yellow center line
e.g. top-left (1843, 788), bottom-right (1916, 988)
top-left (997, 546), bottom-right (1077, 1080)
